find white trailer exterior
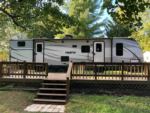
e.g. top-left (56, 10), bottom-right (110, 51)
top-left (10, 38), bottom-right (143, 72)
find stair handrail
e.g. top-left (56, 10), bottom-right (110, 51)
top-left (66, 61), bottom-right (73, 100)
top-left (66, 61), bottom-right (73, 79)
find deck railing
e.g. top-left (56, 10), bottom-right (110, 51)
top-left (0, 61), bottom-right (48, 79)
top-left (66, 61), bottom-right (73, 100)
top-left (71, 61), bottom-right (150, 81)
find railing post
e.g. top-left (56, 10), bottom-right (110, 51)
top-left (26, 62), bottom-right (28, 75)
top-left (148, 64), bottom-right (149, 81)
top-left (0, 62), bottom-right (2, 78)
top-left (95, 63), bottom-right (97, 80)
top-left (46, 63), bottom-right (48, 78)
top-left (66, 77), bottom-right (70, 100)
top-left (23, 61), bottom-right (26, 79)
top-left (70, 61), bottom-right (73, 80)
top-left (144, 61), bottom-right (147, 75)
top-left (121, 60), bottom-right (124, 80)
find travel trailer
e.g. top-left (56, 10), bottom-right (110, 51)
top-left (9, 35), bottom-right (143, 72)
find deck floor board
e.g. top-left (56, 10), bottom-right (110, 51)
top-left (2, 73), bottom-right (67, 80)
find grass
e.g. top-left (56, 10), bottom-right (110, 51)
top-left (0, 84), bottom-right (14, 89)
top-left (1, 90), bottom-right (150, 113)
top-left (66, 94), bottom-right (150, 113)
top-left (0, 90), bottom-right (37, 113)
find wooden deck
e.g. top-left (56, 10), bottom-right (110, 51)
top-left (1, 61), bottom-right (150, 90)
top-left (1, 61), bottom-right (150, 81)
top-left (1, 73), bottom-right (149, 81)
top-left (1, 73), bottom-right (67, 80)
top-left (46, 73), bottom-right (66, 80)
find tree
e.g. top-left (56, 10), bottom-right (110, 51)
top-left (55, 0), bottom-right (104, 39)
top-left (104, 17), bottom-right (132, 37)
top-left (130, 8), bottom-right (150, 53)
top-left (0, 0), bottom-right (79, 30)
top-left (102, 0), bottom-right (150, 28)
top-left (0, 22), bottom-right (27, 60)
top-left (26, 11), bottom-right (69, 39)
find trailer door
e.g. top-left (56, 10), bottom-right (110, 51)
top-left (35, 42), bottom-right (43, 62)
top-left (94, 42), bottom-right (104, 62)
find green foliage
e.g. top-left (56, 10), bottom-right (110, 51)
top-left (0, 22), bottom-right (27, 60)
top-left (104, 17), bottom-right (132, 37)
top-left (0, 50), bottom-right (9, 60)
top-left (102, 0), bottom-right (150, 28)
top-left (0, 0), bottom-right (79, 30)
top-left (55, 0), bottom-right (105, 39)
top-left (26, 13), bottom-right (67, 39)
top-left (130, 8), bottom-right (150, 53)
top-left (1, 84), bottom-right (14, 89)
top-left (66, 94), bottom-right (150, 113)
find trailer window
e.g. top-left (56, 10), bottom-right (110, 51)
top-left (72, 45), bottom-right (77, 48)
top-left (116, 43), bottom-right (123, 56)
top-left (96, 43), bottom-right (102, 52)
top-left (37, 44), bottom-right (42, 52)
top-left (61, 56), bottom-right (69, 62)
top-left (81, 46), bottom-right (90, 53)
top-left (18, 41), bottom-right (25, 47)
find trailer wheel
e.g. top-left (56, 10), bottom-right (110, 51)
top-left (48, 69), bottom-right (56, 73)
top-left (58, 69), bottom-right (67, 73)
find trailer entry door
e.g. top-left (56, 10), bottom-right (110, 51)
top-left (35, 42), bottom-right (43, 62)
top-left (94, 42), bottom-right (104, 62)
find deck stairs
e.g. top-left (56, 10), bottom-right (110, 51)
top-left (34, 79), bottom-right (68, 104)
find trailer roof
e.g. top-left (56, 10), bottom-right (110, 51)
top-left (10, 37), bottom-right (135, 41)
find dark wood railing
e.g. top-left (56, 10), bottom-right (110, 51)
top-left (71, 61), bottom-right (150, 81)
top-left (66, 61), bottom-right (73, 100)
top-left (0, 61), bottom-right (48, 79)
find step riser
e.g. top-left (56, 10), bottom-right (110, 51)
top-left (34, 99), bottom-right (66, 103)
top-left (39, 88), bottom-right (66, 91)
top-left (34, 101), bottom-right (66, 103)
top-left (37, 93), bottom-right (66, 96)
top-left (41, 83), bottom-right (67, 86)
top-left (37, 94), bottom-right (66, 96)
top-left (37, 96), bottom-right (66, 99)
top-left (39, 89), bottom-right (66, 91)
top-left (41, 86), bottom-right (66, 89)
top-left (34, 102), bottom-right (66, 105)
top-left (43, 80), bottom-right (66, 83)
top-left (41, 84), bottom-right (66, 86)
top-left (39, 91), bottom-right (66, 95)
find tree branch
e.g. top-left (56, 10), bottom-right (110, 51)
top-left (0, 7), bottom-right (26, 30)
top-left (12, 18), bottom-right (27, 30)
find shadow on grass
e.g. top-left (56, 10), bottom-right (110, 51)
top-left (70, 87), bottom-right (150, 97)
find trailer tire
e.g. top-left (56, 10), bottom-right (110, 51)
top-left (58, 69), bottom-right (67, 73)
top-left (48, 69), bottom-right (56, 73)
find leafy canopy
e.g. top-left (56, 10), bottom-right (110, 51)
top-left (0, 0), bottom-right (79, 30)
top-left (0, 22), bottom-right (27, 60)
top-left (130, 8), bottom-right (150, 53)
top-left (104, 17), bottom-right (132, 37)
top-left (102, 0), bottom-right (150, 28)
top-left (55, 0), bottom-right (105, 39)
